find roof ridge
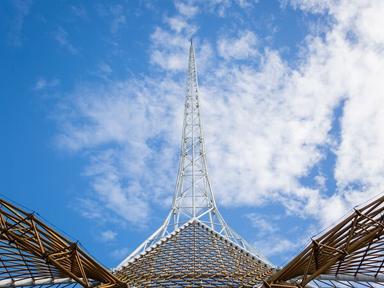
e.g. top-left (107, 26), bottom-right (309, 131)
top-left (119, 217), bottom-right (273, 270)
top-left (195, 219), bottom-right (273, 267)
top-left (118, 219), bottom-right (197, 267)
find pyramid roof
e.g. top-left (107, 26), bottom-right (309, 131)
top-left (115, 219), bottom-right (275, 287)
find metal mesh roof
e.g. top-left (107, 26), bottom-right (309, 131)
top-left (115, 219), bottom-right (274, 287)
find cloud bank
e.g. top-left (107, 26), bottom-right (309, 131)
top-left (55, 0), bottom-right (384, 252)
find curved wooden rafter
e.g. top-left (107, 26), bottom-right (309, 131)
top-left (0, 199), bottom-right (126, 288)
top-left (264, 195), bottom-right (384, 287)
top-left (2, 192), bottom-right (384, 288)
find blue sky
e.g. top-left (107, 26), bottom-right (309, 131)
top-left (1, 0), bottom-right (384, 268)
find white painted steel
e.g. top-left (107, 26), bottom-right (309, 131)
top-left (116, 40), bottom-right (270, 270)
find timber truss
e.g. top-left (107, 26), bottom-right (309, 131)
top-left (3, 193), bottom-right (384, 287)
top-left (0, 199), bottom-right (125, 288)
top-left (264, 194), bottom-right (384, 288)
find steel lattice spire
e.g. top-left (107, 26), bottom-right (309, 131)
top-left (171, 39), bottom-right (216, 223)
top-left (116, 40), bottom-right (269, 269)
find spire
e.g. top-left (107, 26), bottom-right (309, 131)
top-left (171, 39), bottom-right (216, 222)
top-left (116, 41), bottom-right (270, 269)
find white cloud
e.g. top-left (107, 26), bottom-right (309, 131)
top-left (34, 77), bottom-right (59, 91)
top-left (56, 75), bottom-right (184, 226)
top-left (84, 149), bottom-right (151, 226)
top-left (57, 0), bottom-right (384, 235)
top-left (111, 247), bottom-right (130, 259)
top-left (94, 3), bottom-right (126, 33)
top-left (98, 62), bottom-right (113, 77)
top-left (237, 0), bottom-right (260, 8)
top-left (77, 198), bottom-right (106, 221)
top-left (54, 27), bottom-right (78, 54)
top-left (101, 230), bottom-right (117, 241)
top-left (282, 0), bottom-right (332, 13)
top-left (70, 5), bottom-right (87, 19)
top-left (150, 27), bottom-right (192, 71)
top-left (34, 78), bottom-right (48, 90)
top-left (280, 0), bottom-right (384, 226)
top-left (217, 31), bottom-right (259, 60)
top-left (190, 0), bottom-right (260, 17)
top-left (175, 2), bottom-right (199, 18)
top-left (247, 212), bottom-right (313, 263)
top-left (110, 5), bottom-right (126, 33)
top-left (254, 237), bottom-right (297, 258)
top-left (165, 16), bottom-right (189, 33)
top-left (246, 213), bottom-right (277, 234)
top-left (8, 0), bottom-right (32, 46)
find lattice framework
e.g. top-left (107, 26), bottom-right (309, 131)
top-left (117, 39), bottom-right (268, 268)
top-left (264, 195), bottom-right (384, 287)
top-left (0, 199), bottom-right (125, 288)
top-left (115, 220), bottom-right (275, 287)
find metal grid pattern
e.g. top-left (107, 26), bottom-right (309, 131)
top-left (0, 199), bottom-right (125, 288)
top-left (115, 219), bottom-right (275, 287)
top-left (264, 195), bottom-right (384, 287)
top-left (311, 278), bottom-right (384, 287)
top-left (7, 283), bottom-right (80, 288)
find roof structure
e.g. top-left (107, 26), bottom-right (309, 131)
top-left (264, 194), bottom-right (384, 288)
top-left (114, 40), bottom-right (273, 285)
top-left (115, 219), bottom-right (275, 287)
top-left (0, 199), bottom-right (124, 288)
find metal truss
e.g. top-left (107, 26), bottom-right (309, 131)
top-left (264, 194), bottom-right (384, 288)
top-left (0, 199), bottom-right (125, 288)
top-left (115, 219), bottom-right (275, 287)
top-left (116, 40), bottom-right (269, 268)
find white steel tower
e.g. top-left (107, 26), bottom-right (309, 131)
top-left (116, 40), bottom-right (269, 269)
